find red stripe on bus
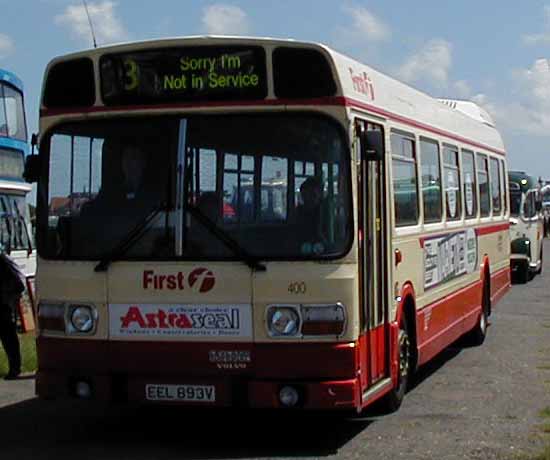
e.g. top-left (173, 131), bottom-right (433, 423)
top-left (418, 222), bottom-right (509, 246)
top-left (416, 264), bottom-right (509, 365)
top-left (343, 97), bottom-right (506, 156)
top-left (490, 266), bottom-right (511, 306)
top-left (41, 95), bottom-right (505, 156)
top-left (475, 223), bottom-right (510, 235)
top-left (39, 97), bottom-right (347, 117)
top-left (417, 278), bottom-right (482, 365)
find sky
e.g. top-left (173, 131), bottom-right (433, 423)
top-left (2, 0), bottom-right (550, 178)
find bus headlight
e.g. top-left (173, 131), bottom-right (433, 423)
top-left (267, 306), bottom-right (300, 336)
top-left (68, 305), bottom-right (97, 334)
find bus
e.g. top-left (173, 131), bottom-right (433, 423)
top-left (541, 181), bottom-right (550, 237)
top-left (508, 171), bottom-right (543, 283)
top-left (0, 68), bottom-right (34, 277)
top-left (27, 37), bottom-right (510, 412)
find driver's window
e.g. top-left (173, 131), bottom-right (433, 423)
top-left (0, 196), bottom-right (11, 252)
top-left (523, 192), bottom-right (536, 219)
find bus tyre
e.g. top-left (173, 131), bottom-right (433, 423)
top-left (384, 317), bottom-right (411, 412)
top-left (517, 260), bottom-right (529, 284)
top-left (468, 283), bottom-right (489, 346)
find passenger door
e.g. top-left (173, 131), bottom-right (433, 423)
top-left (357, 119), bottom-right (389, 387)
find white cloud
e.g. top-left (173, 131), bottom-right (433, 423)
top-left (453, 80), bottom-right (472, 99)
top-left (55, 1), bottom-right (128, 46)
top-left (472, 59), bottom-right (550, 135)
top-left (523, 5), bottom-right (550, 45)
top-left (0, 33), bottom-right (14, 59)
top-left (397, 39), bottom-right (452, 88)
top-left (202, 4), bottom-right (250, 35)
top-left (340, 5), bottom-right (391, 42)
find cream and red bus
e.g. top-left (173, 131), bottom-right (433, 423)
top-left (27, 37), bottom-right (510, 412)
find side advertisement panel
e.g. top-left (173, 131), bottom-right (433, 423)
top-left (424, 228), bottom-right (478, 290)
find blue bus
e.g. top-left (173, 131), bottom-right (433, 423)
top-left (0, 68), bottom-right (34, 276)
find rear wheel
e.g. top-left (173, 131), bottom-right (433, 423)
top-left (467, 280), bottom-right (489, 346)
top-left (383, 317), bottom-right (411, 412)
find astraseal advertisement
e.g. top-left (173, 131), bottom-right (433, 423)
top-left (424, 228), bottom-right (478, 290)
top-left (109, 304), bottom-right (253, 339)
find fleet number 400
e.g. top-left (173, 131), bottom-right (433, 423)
top-left (288, 282), bottom-right (307, 294)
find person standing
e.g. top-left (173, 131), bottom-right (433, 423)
top-left (0, 252), bottom-right (25, 380)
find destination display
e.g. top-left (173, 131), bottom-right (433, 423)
top-left (100, 46), bottom-right (267, 105)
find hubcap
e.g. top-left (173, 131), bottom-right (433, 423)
top-left (398, 329), bottom-right (410, 380)
top-left (480, 311), bottom-right (487, 334)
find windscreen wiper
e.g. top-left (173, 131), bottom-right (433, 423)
top-left (186, 204), bottom-right (266, 272)
top-left (94, 202), bottom-right (167, 272)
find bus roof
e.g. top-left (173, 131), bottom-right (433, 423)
top-left (42, 36), bottom-right (505, 155)
top-left (0, 68), bottom-right (24, 92)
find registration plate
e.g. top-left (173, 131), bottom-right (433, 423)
top-left (145, 384), bottom-right (216, 402)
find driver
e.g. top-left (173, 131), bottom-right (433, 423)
top-left (295, 176), bottom-right (326, 252)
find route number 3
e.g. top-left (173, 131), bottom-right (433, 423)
top-left (123, 59), bottom-right (139, 91)
top-left (288, 282), bottom-right (307, 294)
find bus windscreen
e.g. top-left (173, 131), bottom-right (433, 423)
top-left (100, 46), bottom-right (267, 106)
top-left (0, 148), bottom-right (24, 180)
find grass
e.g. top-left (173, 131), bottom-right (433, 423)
top-left (537, 365), bottom-right (550, 371)
top-left (522, 408), bottom-right (550, 460)
top-left (0, 332), bottom-right (37, 377)
top-left (516, 444), bottom-right (550, 460)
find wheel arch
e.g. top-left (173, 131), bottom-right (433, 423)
top-left (396, 282), bottom-right (418, 372)
top-left (480, 254), bottom-right (492, 315)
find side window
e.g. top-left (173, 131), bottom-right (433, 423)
top-left (500, 160), bottom-right (507, 214)
top-left (523, 191), bottom-right (536, 219)
top-left (2, 84), bottom-right (27, 141)
top-left (489, 157), bottom-right (502, 215)
top-left (222, 153), bottom-right (256, 224)
top-left (477, 153), bottom-right (490, 217)
top-left (420, 138), bottom-right (442, 223)
top-left (294, 160), bottom-right (316, 206)
top-left (462, 150), bottom-right (477, 218)
top-left (0, 84), bottom-right (7, 136)
top-left (391, 131), bottom-right (418, 226)
top-left (443, 145), bottom-right (461, 220)
top-left (0, 195), bottom-right (11, 251)
top-left (261, 156), bottom-right (288, 222)
top-left (9, 195), bottom-right (30, 250)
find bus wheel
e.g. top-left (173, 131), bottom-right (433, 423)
top-left (384, 317), bottom-right (411, 412)
top-left (536, 248), bottom-right (543, 275)
top-left (468, 282), bottom-right (489, 346)
top-left (517, 260), bottom-right (530, 284)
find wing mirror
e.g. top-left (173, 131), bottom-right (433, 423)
top-left (23, 133), bottom-right (41, 183)
top-left (356, 124), bottom-right (384, 161)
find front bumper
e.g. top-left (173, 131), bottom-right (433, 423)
top-left (36, 371), bottom-right (361, 409)
top-left (35, 337), bottom-right (361, 410)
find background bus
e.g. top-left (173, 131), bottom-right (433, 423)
top-left (0, 68), bottom-right (34, 277)
top-left (541, 181), bottom-right (550, 237)
top-left (29, 37), bottom-right (509, 413)
top-left (508, 170), bottom-right (543, 283)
